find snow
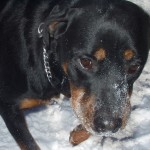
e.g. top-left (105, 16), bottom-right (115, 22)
top-left (0, 0), bottom-right (150, 150)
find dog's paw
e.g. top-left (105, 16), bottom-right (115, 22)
top-left (69, 124), bottom-right (91, 146)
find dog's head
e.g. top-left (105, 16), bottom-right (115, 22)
top-left (48, 0), bottom-right (150, 134)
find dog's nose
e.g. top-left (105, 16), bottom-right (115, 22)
top-left (94, 117), bottom-right (122, 133)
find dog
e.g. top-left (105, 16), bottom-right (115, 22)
top-left (0, 0), bottom-right (149, 149)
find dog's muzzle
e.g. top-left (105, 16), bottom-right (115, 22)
top-left (92, 81), bottom-right (131, 134)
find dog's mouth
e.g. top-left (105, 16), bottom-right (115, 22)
top-left (70, 83), bottom-right (131, 135)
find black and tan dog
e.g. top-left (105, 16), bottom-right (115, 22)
top-left (0, 0), bottom-right (149, 149)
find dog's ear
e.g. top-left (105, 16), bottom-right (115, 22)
top-left (48, 5), bottom-right (78, 39)
top-left (49, 20), bottom-right (68, 39)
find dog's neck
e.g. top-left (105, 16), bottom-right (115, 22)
top-left (38, 22), bottom-right (71, 97)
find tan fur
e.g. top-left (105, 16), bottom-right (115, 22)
top-left (62, 63), bottom-right (68, 74)
top-left (70, 83), bottom-right (95, 132)
top-left (94, 48), bottom-right (106, 61)
top-left (124, 49), bottom-right (135, 60)
top-left (69, 125), bottom-right (91, 146)
top-left (121, 100), bottom-right (131, 128)
top-left (49, 21), bottom-right (59, 33)
top-left (19, 99), bottom-right (49, 109)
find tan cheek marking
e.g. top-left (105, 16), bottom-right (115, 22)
top-left (19, 99), bottom-right (49, 109)
top-left (81, 95), bottom-right (95, 128)
top-left (122, 101), bottom-right (131, 128)
top-left (122, 90), bottom-right (132, 128)
top-left (62, 63), bottom-right (68, 74)
top-left (70, 84), bottom-right (85, 111)
top-left (124, 49), bottom-right (135, 60)
top-left (70, 83), bottom-right (95, 130)
top-left (94, 48), bottom-right (106, 61)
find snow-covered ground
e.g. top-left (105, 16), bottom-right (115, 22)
top-left (0, 0), bottom-right (150, 150)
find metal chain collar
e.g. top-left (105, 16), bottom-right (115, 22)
top-left (38, 23), bottom-right (53, 84)
top-left (38, 22), bottom-right (67, 89)
top-left (43, 46), bottom-right (53, 83)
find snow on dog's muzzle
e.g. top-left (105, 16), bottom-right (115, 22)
top-left (93, 81), bottom-right (131, 134)
top-left (70, 79), bottom-right (131, 135)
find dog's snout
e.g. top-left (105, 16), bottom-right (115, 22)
top-left (94, 117), bottom-right (122, 133)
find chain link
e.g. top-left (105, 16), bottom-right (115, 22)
top-left (38, 22), bottom-right (54, 84)
top-left (43, 47), bottom-right (53, 83)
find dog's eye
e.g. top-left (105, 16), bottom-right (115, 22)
top-left (79, 58), bottom-right (93, 70)
top-left (128, 64), bottom-right (140, 74)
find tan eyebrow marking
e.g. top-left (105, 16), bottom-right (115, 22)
top-left (94, 48), bottom-right (106, 61)
top-left (124, 49), bottom-right (135, 60)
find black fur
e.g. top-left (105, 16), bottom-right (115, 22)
top-left (0, 0), bottom-right (149, 149)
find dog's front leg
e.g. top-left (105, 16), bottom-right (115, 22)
top-left (0, 102), bottom-right (40, 150)
top-left (69, 124), bottom-right (91, 146)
